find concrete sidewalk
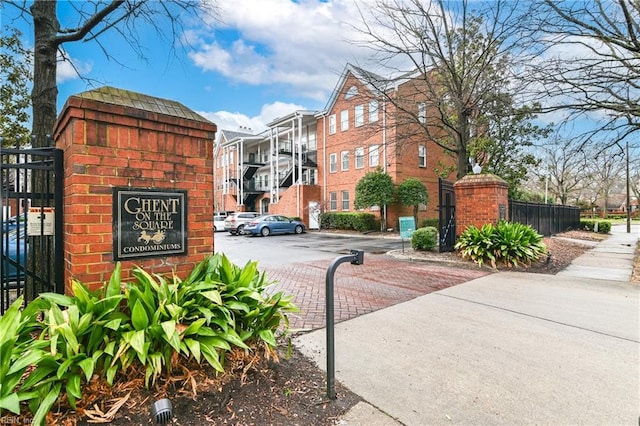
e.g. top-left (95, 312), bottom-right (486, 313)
top-left (558, 223), bottom-right (639, 282)
top-left (295, 224), bottom-right (639, 425)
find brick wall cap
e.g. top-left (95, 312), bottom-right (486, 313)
top-left (54, 86), bottom-right (217, 137)
top-left (454, 173), bottom-right (508, 187)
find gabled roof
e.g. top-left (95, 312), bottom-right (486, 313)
top-left (218, 129), bottom-right (266, 149)
top-left (267, 110), bottom-right (318, 128)
top-left (75, 86), bottom-right (213, 124)
top-left (320, 64), bottom-right (434, 116)
top-left (322, 63), bottom-right (391, 114)
top-left (218, 129), bottom-right (255, 143)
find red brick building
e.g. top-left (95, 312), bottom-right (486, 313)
top-left (213, 64), bottom-right (455, 230)
top-left (316, 64), bottom-right (455, 230)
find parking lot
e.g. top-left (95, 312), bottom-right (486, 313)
top-left (213, 230), bottom-right (489, 330)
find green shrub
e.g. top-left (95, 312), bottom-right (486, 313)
top-left (580, 219), bottom-right (611, 233)
top-left (454, 224), bottom-right (497, 267)
top-left (319, 212), bottom-right (376, 232)
top-left (420, 218), bottom-right (439, 228)
top-left (455, 221), bottom-right (547, 268)
top-left (493, 221), bottom-right (547, 267)
top-left (411, 227), bottom-right (438, 251)
top-left (0, 297), bottom-right (48, 420)
top-left (7, 254), bottom-right (298, 422)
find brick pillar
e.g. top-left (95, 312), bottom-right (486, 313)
top-left (53, 87), bottom-right (216, 292)
top-left (454, 173), bottom-right (509, 235)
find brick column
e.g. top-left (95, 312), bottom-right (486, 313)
top-left (53, 87), bottom-right (216, 291)
top-left (454, 174), bottom-right (509, 235)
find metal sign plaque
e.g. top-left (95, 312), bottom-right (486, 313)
top-left (399, 216), bottom-right (416, 240)
top-left (113, 188), bottom-right (188, 260)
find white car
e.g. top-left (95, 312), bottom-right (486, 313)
top-left (213, 215), bottom-right (226, 232)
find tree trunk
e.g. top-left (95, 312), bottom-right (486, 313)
top-left (31, 0), bottom-right (59, 148)
top-left (26, 0), bottom-right (59, 300)
top-left (456, 109), bottom-right (469, 180)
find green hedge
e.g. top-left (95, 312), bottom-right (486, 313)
top-left (319, 212), bottom-right (377, 232)
top-left (420, 218), bottom-right (439, 228)
top-left (411, 226), bottom-right (438, 251)
top-left (580, 220), bottom-right (611, 233)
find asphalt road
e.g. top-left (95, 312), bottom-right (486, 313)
top-left (213, 230), bottom-right (405, 267)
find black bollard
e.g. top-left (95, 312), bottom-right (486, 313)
top-left (325, 249), bottom-right (364, 400)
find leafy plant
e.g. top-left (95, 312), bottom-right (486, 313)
top-left (354, 168), bottom-right (395, 231)
top-left (18, 264), bottom-right (128, 423)
top-left (454, 224), bottom-right (497, 267)
top-left (120, 254), bottom-right (298, 387)
top-left (0, 297), bottom-right (46, 418)
top-left (411, 227), bottom-right (438, 251)
top-left (493, 221), bottom-right (546, 267)
top-left (397, 178), bottom-right (428, 224)
top-left (4, 254), bottom-right (298, 421)
top-left (455, 221), bottom-right (547, 268)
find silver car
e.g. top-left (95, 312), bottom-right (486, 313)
top-left (223, 212), bottom-right (262, 235)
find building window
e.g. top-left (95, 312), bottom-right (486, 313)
top-left (369, 144), bottom-right (379, 167)
top-left (308, 132), bottom-right (317, 150)
top-left (330, 192), bottom-right (338, 211)
top-left (355, 147), bottom-right (364, 169)
top-left (355, 105), bottom-right (364, 127)
top-left (341, 110), bottom-right (349, 131)
top-left (329, 153), bottom-right (337, 173)
top-left (369, 100), bottom-right (379, 122)
top-left (341, 150), bottom-right (349, 171)
top-left (329, 114), bottom-right (336, 134)
top-left (345, 86), bottom-right (358, 99)
top-left (418, 144), bottom-right (426, 167)
top-left (341, 190), bottom-right (350, 211)
top-left (418, 102), bottom-right (426, 124)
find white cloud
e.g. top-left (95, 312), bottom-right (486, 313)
top-left (198, 100), bottom-right (306, 136)
top-left (190, 0), bottom-right (371, 101)
top-left (56, 52), bottom-right (92, 84)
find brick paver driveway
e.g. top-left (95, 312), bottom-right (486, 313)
top-left (266, 255), bottom-right (489, 330)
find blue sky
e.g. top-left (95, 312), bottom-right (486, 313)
top-left (3, 0), bottom-right (379, 135)
top-left (2, 0), bottom-right (635, 153)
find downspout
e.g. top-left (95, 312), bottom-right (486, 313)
top-left (321, 113), bottom-right (327, 208)
top-left (238, 140), bottom-right (243, 210)
top-left (275, 128), bottom-right (280, 203)
top-left (222, 146), bottom-right (228, 211)
top-left (270, 128), bottom-right (275, 208)
top-left (382, 100), bottom-right (387, 231)
top-left (297, 113), bottom-right (303, 219)
top-left (213, 141), bottom-right (219, 211)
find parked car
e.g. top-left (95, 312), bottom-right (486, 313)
top-left (224, 212), bottom-right (262, 235)
top-left (2, 221), bottom-right (27, 281)
top-left (213, 215), bottom-right (227, 232)
top-left (213, 210), bottom-right (235, 219)
top-left (243, 215), bottom-right (306, 237)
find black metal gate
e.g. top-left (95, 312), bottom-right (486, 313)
top-left (1, 144), bottom-right (64, 314)
top-left (438, 178), bottom-right (456, 252)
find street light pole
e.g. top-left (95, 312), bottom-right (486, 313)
top-left (626, 140), bottom-right (631, 233)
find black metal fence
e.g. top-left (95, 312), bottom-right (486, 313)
top-left (1, 142), bottom-right (64, 314)
top-left (509, 200), bottom-right (581, 236)
top-left (438, 178), bottom-right (456, 252)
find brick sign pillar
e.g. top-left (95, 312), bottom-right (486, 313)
top-left (454, 173), bottom-right (509, 235)
top-left (53, 87), bottom-right (216, 292)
